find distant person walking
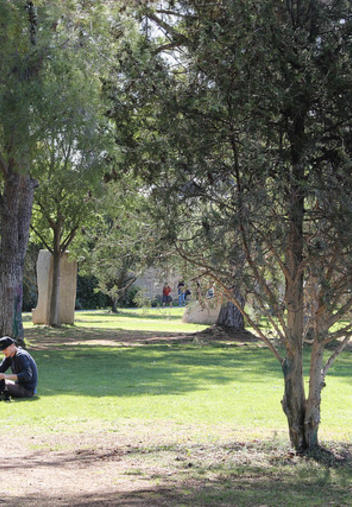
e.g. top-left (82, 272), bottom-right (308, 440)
top-left (162, 283), bottom-right (172, 307)
top-left (177, 280), bottom-right (185, 306)
top-left (183, 286), bottom-right (191, 304)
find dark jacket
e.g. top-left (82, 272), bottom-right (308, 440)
top-left (0, 348), bottom-right (38, 393)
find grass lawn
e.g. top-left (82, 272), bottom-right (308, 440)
top-left (0, 308), bottom-right (351, 506)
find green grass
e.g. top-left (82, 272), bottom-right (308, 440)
top-left (23, 307), bottom-right (208, 333)
top-left (1, 309), bottom-right (352, 506)
top-left (16, 310), bottom-right (352, 440)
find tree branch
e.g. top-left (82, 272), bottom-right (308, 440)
top-left (322, 334), bottom-right (351, 380)
top-left (146, 10), bottom-right (188, 45)
top-left (61, 225), bottom-right (79, 253)
top-left (323, 322), bottom-right (352, 344)
top-left (174, 242), bottom-right (284, 365)
top-left (30, 224), bottom-right (53, 253)
top-left (25, 1), bottom-right (38, 46)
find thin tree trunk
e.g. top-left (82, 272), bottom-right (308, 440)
top-left (283, 272), bottom-right (306, 450)
top-left (304, 339), bottom-right (324, 448)
top-left (283, 133), bottom-right (307, 449)
top-left (49, 229), bottom-right (62, 326)
top-left (0, 172), bottom-right (36, 346)
top-left (281, 351), bottom-right (306, 451)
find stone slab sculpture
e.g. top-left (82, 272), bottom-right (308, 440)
top-left (182, 299), bottom-right (221, 325)
top-left (32, 249), bottom-right (77, 325)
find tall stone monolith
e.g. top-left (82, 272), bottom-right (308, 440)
top-left (32, 249), bottom-right (77, 325)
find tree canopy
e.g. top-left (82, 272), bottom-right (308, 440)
top-left (3, 0), bottom-right (352, 451)
top-left (104, 0), bottom-right (352, 450)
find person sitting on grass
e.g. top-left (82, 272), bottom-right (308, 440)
top-left (0, 336), bottom-right (38, 400)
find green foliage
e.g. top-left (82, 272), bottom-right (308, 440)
top-left (102, 0), bottom-right (352, 449)
top-left (108, 0), bottom-right (352, 340)
top-left (75, 274), bottom-right (110, 310)
top-left (29, 1), bottom-right (116, 256)
top-left (73, 177), bottom-right (169, 309)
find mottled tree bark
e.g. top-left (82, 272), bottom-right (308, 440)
top-left (304, 338), bottom-right (325, 448)
top-left (49, 226), bottom-right (62, 327)
top-left (281, 352), bottom-right (306, 451)
top-left (0, 171), bottom-right (36, 346)
top-left (216, 291), bottom-right (245, 330)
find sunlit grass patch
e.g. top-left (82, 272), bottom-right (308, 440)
top-left (1, 308), bottom-right (351, 505)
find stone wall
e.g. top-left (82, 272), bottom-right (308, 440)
top-left (133, 267), bottom-right (180, 300)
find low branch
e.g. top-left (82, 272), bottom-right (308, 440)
top-left (30, 224), bottom-right (53, 253)
top-left (323, 323), bottom-right (352, 344)
top-left (174, 243), bottom-right (284, 364)
top-left (328, 296), bottom-right (352, 328)
top-left (153, 42), bottom-right (184, 55)
top-left (322, 334), bottom-right (351, 380)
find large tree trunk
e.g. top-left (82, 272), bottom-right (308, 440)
top-left (216, 291), bottom-right (245, 329)
top-left (0, 171), bottom-right (36, 346)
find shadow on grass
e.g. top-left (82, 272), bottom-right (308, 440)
top-left (11, 396), bottom-right (41, 403)
top-left (31, 341), bottom-right (284, 398)
top-left (26, 324), bottom-right (187, 347)
top-left (23, 324), bottom-right (352, 398)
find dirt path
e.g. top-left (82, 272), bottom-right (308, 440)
top-left (0, 424), bottom-right (254, 506)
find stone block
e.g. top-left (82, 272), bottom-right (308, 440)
top-left (32, 249), bottom-right (77, 325)
top-left (182, 299), bottom-right (221, 325)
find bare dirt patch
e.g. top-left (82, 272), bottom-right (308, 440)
top-left (26, 324), bottom-right (260, 351)
top-left (1, 424), bottom-right (351, 506)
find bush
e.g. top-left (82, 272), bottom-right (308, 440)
top-left (75, 275), bottom-right (111, 310)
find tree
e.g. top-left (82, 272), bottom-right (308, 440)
top-left (109, 0), bottom-right (352, 450)
top-left (0, 1), bottom-right (49, 344)
top-left (0, 0), bottom-right (117, 336)
top-left (74, 179), bottom-right (167, 312)
top-left (30, 66), bottom-right (110, 326)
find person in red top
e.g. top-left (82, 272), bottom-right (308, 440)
top-left (162, 283), bottom-right (172, 307)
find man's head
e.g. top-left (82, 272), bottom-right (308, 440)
top-left (0, 337), bottom-right (16, 358)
